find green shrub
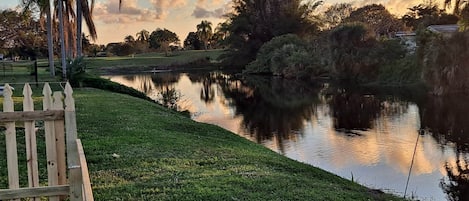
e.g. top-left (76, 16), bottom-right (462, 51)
top-left (245, 34), bottom-right (325, 78)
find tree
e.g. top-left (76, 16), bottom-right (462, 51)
top-left (22, 0), bottom-right (55, 75)
top-left (149, 28), bottom-right (179, 56)
top-left (402, 3), bottom-right (459, 30)
top-left (125, 35), bottom-right (135, 43)
top-left (136, 29), bottom-right (150, 42)
top-left (221, 0), bottom-right (323, 67)
top-left (197, 20), bottom-right (213, 50)
top-left (184, 32), bottom-right (202, 50)
top-left (444, 0), bottom-right (468, 15)
top-left (345, 4), bottom-right (403, 37)
top-left (322, 3), bottom-right (353, 30)
top-left (76, 0), bottom-right (97, 57)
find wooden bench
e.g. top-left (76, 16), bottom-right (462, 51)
top-left (0, 82), bottom-right (93, 201)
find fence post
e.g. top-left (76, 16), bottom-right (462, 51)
top-left (23, 83), bottom-right (40, 201)
top-left (53, 90), bottom-right (67, 195)
top-left (64, 82), bottom-right (83, 201)
top-left (3, 84), bottom-right (19, 201)
top-left (43, 83), bottom-right (60, 201)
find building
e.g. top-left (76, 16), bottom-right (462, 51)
top-left (427, 24), bottom-right (460, 37)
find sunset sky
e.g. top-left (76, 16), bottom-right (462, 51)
top-left (1, 0), bottom-right (451, 45)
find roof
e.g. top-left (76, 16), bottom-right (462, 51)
top-left (427, 24), bottom-right (459, 33)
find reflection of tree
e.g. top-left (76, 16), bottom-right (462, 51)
top-left (328, 89), bottom-right (381, 132)
top-left (419, 95), bottom-right (469, 201)
top-left (420, 95), bottom-right (469, 152)
top-left (217, 75), bottom-right (321, 151)
top-left (440, 155), bottom-right (469, 201)
top-left (150, 73), bottom-right (181, 109)
top-left (159, 86), bottom-right (180, 110)
top-left (187, 71), bottom-right (221, 104)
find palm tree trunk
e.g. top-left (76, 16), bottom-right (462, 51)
top-left (58, 0), bottom-right (67, 79)
top-left (77, 0), bottom-right (82, 57)
top-left (46, 1), bottom-right (55, 76)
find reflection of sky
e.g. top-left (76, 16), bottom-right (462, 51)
top-left (105, 74), bottom-right (466, 201)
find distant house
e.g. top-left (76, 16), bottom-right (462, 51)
top-left (394, 31), bottom-right (417, 52)
top-left (427, 24), bottom-right (460, 37)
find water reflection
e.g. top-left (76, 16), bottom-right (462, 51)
top-left (420, 95), bottom-right (469, 201)
top-left (104, 72), bottom-right (469, 201)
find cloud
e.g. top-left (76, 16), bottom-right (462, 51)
top-left (191, 1), bottom-right (231, 19)
top-left (93, 0), bottom-right (187, 24)
top-left (150, 0), bottom-right (187, 19)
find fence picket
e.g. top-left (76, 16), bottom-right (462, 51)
top-left (64, 83), bottom-right (83, 201)
top-left (3, 84), bottom-right (19, 201)
top-left (43, 83), bottom-right (60, 201)
top-left (23, 83), bottom-right (40, 201)
top-left (0, 82), bottom-right (93, 201)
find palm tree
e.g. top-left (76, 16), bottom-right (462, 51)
top-left (22, 0), bottom-right (55, 76)
top-left (445, 0), bottom-right (468, 15)
top-left (125, 35), bottom-right (135, 43)
top-left (136, 29), bottom-right (150, 42)
top-left (197, 20), bottom-right (213, 50)
top-left (76, 0), bottom-right (97, 57)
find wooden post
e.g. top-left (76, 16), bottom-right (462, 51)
top-left (23, 83), bottom-right (40, 201)
top-left (43, 83), bottom-right (60, 201)
top-left (53, 91), bottom-right (67, 193)
top-left (3, 84), bottom-right (19, 201)
top-left (64, 82), bottom-right (83, 201)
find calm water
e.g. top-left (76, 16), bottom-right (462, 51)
top-left (103, 71), bottom-right (469, 201)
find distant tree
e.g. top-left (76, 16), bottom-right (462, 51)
top-left (444, 0), bottom-right (468, 16)
top-left (149, 28), bottom-right (179, 56)
top-left (125, 35), bottom-right (135, 43)
top-left (222, 0), bottom-right (323, 67)
top-left (197, 20), bottom-right (213, 50)
top-left (322, 3), bottom-right (353, 30)
top-left (136, 29), bottom-right (150, 42)
top-left (184, 32), bottom-right (202, 50)
top-left (402, 3), bottom-right (459, 30)
top-left (345, 4), bottom-right (403, 37)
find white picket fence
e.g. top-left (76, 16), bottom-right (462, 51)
top-left (0, 82), bottom-right (93, 201)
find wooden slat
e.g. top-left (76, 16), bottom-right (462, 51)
top-left (43, 83), bottom-right (60, 201)
top-left (65, 82), bottom-right (83, 201)
top-left (76, 139), bottom-right (94, 201)
top-left (53, 91), bottom-right (67, 189)
top-left (23, 83), bottom-right (40, 201)
top-left (0, 110), bottom-right (64, 122)
top-left (3, 84), bottom-right (19, 200)
top-left (0, 185), bottom-right (70, 199)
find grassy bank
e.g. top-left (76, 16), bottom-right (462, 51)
top-left (71, 88), bottom-right (403, 200)
top-left (86, 49), bottom-right (225, 74)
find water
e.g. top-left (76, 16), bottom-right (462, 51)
top-left (103, 71), bottom-right (469, 201)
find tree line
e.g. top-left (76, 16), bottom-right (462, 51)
top-left (219, 0), bottom-right (469, 95)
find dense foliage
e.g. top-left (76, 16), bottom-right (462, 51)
top-left (420, 31), bottom-right (469, 95)
top-left (245, 34), bottom-right (325, 79)
top-left (220, 0), bottom-right (322, 67)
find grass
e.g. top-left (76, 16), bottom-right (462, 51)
top-left (85, 50), bottom-right (225, 74)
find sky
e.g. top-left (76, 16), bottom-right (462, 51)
top-left (1, 0), bottom-right (450, 45)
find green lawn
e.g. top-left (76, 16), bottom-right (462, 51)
top-left (85, 49), bottom-right (225, 74)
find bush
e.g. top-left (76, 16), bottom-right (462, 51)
top-left (245, 34), bottom-right (325, 79)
